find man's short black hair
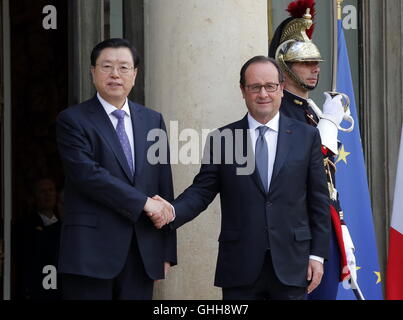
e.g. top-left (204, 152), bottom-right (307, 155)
top-left (90, 38), bottom-right (140, 68)
top-left (240, 56), bottom-right (284, 87)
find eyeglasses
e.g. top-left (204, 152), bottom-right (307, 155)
top-left (96, 63), bottom-right (135, 74)
top-left (245, 83), bottom-right (280, 93)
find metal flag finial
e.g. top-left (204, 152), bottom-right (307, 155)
top-left (337, 0), bottom-right (344, 20)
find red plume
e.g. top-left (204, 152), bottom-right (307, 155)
top-left (286, 0), bottom-right (316, 39)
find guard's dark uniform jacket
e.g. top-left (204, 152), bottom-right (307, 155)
top-left (281, 90), bottom-right (320, 124)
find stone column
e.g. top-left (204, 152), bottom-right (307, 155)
top-left (68, 0), bottom-right (104, 105)
top-left (361, 0), bottom-right (403, 283)
top-left (144, 0), bottom-right (268, 299)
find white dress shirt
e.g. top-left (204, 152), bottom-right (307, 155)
top-left (97, 93), bottom-right (135, 170)
top-left (248, 112), bottom-right (323, 264)
top-left (247, 112), bottom-right (279, 190)
top-left (39, 212), bottom-right (58, 227)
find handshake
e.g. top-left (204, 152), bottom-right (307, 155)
top-left (144, 195), bottom-right (174, 229)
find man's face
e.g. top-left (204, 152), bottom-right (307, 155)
top-left (35, 179), bottom-right (57, 211)
top-left (241, 62), bottom-right (284, 124)
top-left (290, 61), bottom-right (320, 90)
top-left (91, 47), bottom-right (137, 107)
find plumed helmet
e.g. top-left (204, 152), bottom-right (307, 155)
top-left (269, 0), bottom-right (323, 90)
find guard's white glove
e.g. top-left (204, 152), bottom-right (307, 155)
top-left (316, 92), bottom-right (344, 155)
top-left (322, 92), bottom-right (345, 125)
top-left (341, 225), bottom-right (357, 285)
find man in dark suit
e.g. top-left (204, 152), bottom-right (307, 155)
top-left (56, 38), bottom-right (176, 300)
top-left (152, 56), bottom-right (330, 300)
top-left (15, 178), bottom-right (62, 300)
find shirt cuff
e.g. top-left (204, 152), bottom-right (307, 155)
top-left (309, 255), bottom-right (324, 264)
top-left (169, 204), bottom-right (176, 223)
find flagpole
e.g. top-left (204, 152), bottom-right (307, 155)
top-left (331, 0), bottom-right (343, 92)
top-left (332, 0), bottom-right (366, 300)
top-left (329, 0), bottom-right (355, 132)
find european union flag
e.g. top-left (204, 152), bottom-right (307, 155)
top-left (335, 20), bottom-right (383, 300)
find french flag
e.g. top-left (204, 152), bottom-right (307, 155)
top-left (386, 127), bottom-right (403, 300)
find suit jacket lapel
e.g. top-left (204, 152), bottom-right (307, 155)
top-left (270, 115), bottom-right (294, 188)
top-left (86, 96), bottom-right (133, 181)
top-left (129, 100), bottom-right (147, 177)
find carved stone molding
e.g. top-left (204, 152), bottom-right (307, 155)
top-left (360, 0), bottom-right (403, 280)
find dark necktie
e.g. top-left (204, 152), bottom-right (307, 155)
top-left (112, 109), bottom-right (134, 175)
top-left (256, 126), bottom-right (269, 192)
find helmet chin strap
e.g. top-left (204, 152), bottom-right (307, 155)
top-left (277, 51), bottom-right (319, 93)
top-left (285, 67), bottom-right (319, 92)
top-left (277, 55), bottom-right (315, 92)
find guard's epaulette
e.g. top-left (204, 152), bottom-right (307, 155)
top-left (293, 99), bottom-right (304, 106)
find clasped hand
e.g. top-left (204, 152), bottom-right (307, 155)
top-left (144, 195), bottom-right (173, 229)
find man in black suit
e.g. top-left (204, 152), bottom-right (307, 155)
top-left (151, 56), bottom-right (330, 300)
top-left (15, 178), bottom-right (62, 300)
top-left (56, 38), bottom-right (176, 300)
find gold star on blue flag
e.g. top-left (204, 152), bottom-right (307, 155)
top-left (336, 145), bottom-right (351, 165)
top-left (374, 272), bottom-right (382, 285)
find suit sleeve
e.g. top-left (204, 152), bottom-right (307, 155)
top-left (56, 110), bottom-right (148, 224)
top-left (157, 115), bottom-right (177, 266)
top-left (171, 133), bottom-right (221, 229)
top-left (307, 129), bottom-right (331, 259)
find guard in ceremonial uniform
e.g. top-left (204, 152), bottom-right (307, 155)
top-left (269, 0), bottom-right (356, 300)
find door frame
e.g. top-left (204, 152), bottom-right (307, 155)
top-left (1, 0), bottom-right (11, 301)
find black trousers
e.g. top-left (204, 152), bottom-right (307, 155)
top-left (62, 235), bottom-right (153, 300)
top-left (222, 251), bottom-right (307, 300)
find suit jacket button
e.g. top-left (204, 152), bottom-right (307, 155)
top-left (266, 201), bottom-right (272, 207)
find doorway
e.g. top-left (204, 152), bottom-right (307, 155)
top-left (6, 0), bottom-right (67, 299)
